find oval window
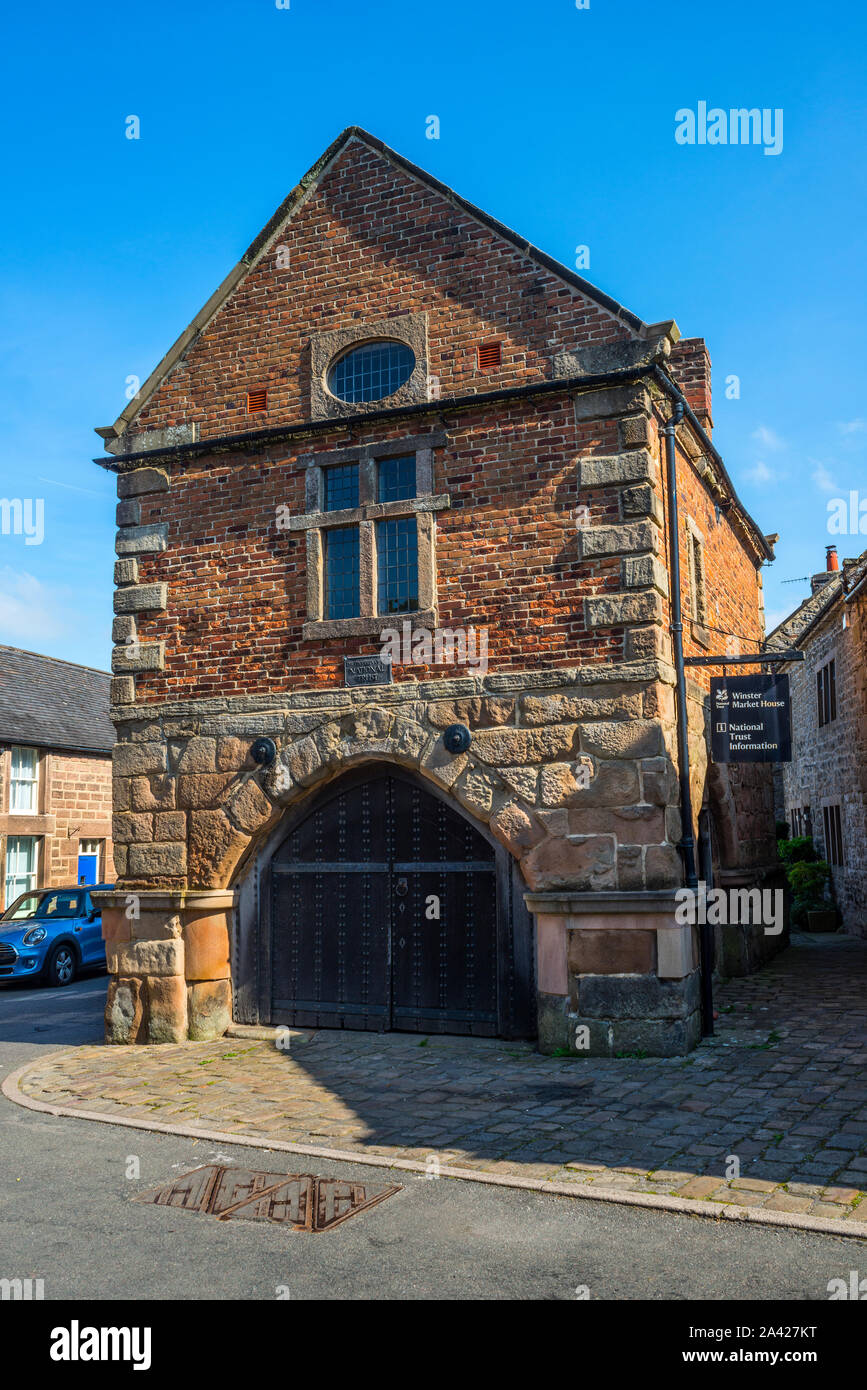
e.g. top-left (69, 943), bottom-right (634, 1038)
top-left (328, 340), bottom-right (416, 404)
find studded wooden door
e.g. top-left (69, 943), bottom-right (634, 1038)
top-left (267, 767), bottom-right (533, 1038)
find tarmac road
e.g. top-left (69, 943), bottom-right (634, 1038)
top-left (0, 975), bottom-right (865, 1302)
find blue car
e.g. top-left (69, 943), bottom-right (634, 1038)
top-left (0, 884), bottom-right (113, 987)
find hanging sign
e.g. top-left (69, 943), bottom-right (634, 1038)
top-left (710, 673), bottom-right (792, 763)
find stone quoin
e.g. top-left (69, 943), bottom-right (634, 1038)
top-left (93, 128), bottom-right (782, 1055)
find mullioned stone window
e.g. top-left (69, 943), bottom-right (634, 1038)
top-left (279, 432), bottom-right (450, 639)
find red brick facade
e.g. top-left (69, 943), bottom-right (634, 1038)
top-left (96, 129), bottom-right (779, 1053)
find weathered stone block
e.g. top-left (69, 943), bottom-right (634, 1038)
top-left (155, 811), bottom-right (186, 842)
top-left (129, 774), bottom-right (176, 812)
top-left (576, 520), bottom-right (659, 559)
top-left (454, 767), bottom-right (497, 816)
top-left (621, 483), bottom-right (663, 524)
top-left (128, 842), bottom-right (187, 878)
top-left (113, 742), bottom-right (166, 777)
top-left (176, 773), bottom-right (234, 809)
top-left (216, 736), bottom-right (256, 771)
top-left (578, 449), bottom-right (655, 489)
top-left (112, 641), bottom-right (165, 673)
top-left (580, 720), bottom-right (662, 759)
top-left (110, 675), bottom-right (135, 705)
top-left (472, 725), bottom-right (577, 766)
top-left (112, 812), bottom-right (153, 844)
top-left (623, 555), bottom-right (669, 597)
top-left (112, 615), bottom-right (135, 643)
top-left (427, 697), bottom-right (515, 729)
top-left (566, 759), bottom-right (640, 808)
top-left (584, 591), bottom-right (663, 629)
top-left (114, 557), bottom-right (138, 585)
top-left (489, 800), bottom-right (544, 856)
top-left (539, 759), bottom-right (594, 807)
top-left (420, 736), bottom-right (467, 788)
top-left (645, 844), bottom-right (683, 889)
top-left (567, 928), bottom-right (656, 976)
top-left (184, 916), bottom-right (230, 982)
top-left (113, 583), bottom-right (168, 614)
top-left (522, 833), bottom-right (616, 891)
top-left (109, 938), bottom-right (184, 978)
top-left (104, 977), bottom-right (146, 1044)
top-left (567, 804), bottom-right (666, 845)
top-left (224, 778), bottom-right (274, 834)
top-left (497, 765), bottom-right (539, 801)
top-left (175, 737), bottom-right (218, 774)
top-left (576, 970), bottom-right (699, 1020)
top-left (187, 980), bottom-right (232, 1041)
top-left (147, 975), bottom-right (188, 1044)
top-left (116, 499), bottom-right (141, 527)
top-left (620, 414), bottom-right (650, 447)
top-left (114, 522), bottom-right (169, 555)
top-left (188, 811), bottom-right (248, 887)
top-left (522, 691), bottom-right (641, 726)
top-left (117, 466), bottom-right (170, 498)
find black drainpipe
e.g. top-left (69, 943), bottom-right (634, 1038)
top-left (661, 396), bottom-right (714, 1037)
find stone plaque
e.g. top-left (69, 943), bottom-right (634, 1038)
top-left (344, 654), bottom-right (393, 688)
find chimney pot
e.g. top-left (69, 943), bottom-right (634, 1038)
top-left (826, 545), bottom-right (839, 572)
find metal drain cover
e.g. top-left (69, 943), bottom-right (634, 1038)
top-left (135, 1164), bottom-right (400, 1232)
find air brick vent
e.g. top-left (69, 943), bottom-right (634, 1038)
top-left (246, 388), bottom-right (268, 413)
top-left (477, 342), bottom-right (502, 371)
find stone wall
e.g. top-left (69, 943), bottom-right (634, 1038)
top-left (780, 585), bottom-right (867, 936)
top-left (101, 658), bottom-right (692, 1047)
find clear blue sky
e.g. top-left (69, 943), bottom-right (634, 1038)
top-left (1, 0), bottom-right (864, 669)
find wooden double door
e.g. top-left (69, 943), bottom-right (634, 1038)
top-left (264, 767), bottom-right (534, 1038)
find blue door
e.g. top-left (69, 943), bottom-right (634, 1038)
top-left (77, 849), bottom-right (99, 887)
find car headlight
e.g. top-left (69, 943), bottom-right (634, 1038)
top-left (23, 926), bottom-right (47, 945)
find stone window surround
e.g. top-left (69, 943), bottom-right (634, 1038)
top-left (309, 311), bottom-right (431, 422)
top-left (685, 516), bottom-right (710, 648)
top-left (281, 431), bottom-right (450, 640)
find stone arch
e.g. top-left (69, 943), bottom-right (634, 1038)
top-left (230, 758), bottom-right (536, 1037)
top-left (193, 709), bottom-right (545, 893)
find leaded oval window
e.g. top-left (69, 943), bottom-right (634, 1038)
top-left (328, 340), bottom-right (415, 404)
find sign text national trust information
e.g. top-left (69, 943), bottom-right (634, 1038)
top-left (710, 673), bottom-right (792, 763)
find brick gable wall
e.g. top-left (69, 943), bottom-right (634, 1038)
top-left (131, 141), bottom-right (636, 445)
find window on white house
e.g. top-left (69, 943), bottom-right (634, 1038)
top-left (9, 746), bottom-right (38, 814)
top-left (5, 836), bottom-right (37, 903)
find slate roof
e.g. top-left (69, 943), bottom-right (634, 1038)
top-left (764, 547), bottom-right (867, 653)
top-left (0, 647), bottom-right (114, 754)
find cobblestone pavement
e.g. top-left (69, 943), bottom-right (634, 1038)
top-left (9, 935), bottom-right (867, 1228)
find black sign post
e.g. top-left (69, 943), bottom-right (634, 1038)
top-left (710, 673), bottom-right (792, 763)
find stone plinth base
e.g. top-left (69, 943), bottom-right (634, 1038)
top-left (526, 889), bottom-right (702, 1056)
top-left (92, 890), bottom-right (235, 1044)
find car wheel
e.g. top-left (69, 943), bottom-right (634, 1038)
top-left (45, 943), bottom-right (77, 987)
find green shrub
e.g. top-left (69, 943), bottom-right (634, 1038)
top-left (788, 859), bottom-right (832, 926)
top-left (777, 835), bottom-right (816, 866)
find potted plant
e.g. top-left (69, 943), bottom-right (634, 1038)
top-left (786, 859), bottom-right (837, 931)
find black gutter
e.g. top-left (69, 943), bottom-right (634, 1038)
top-left (94, 365), bottom-right (654, 470)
